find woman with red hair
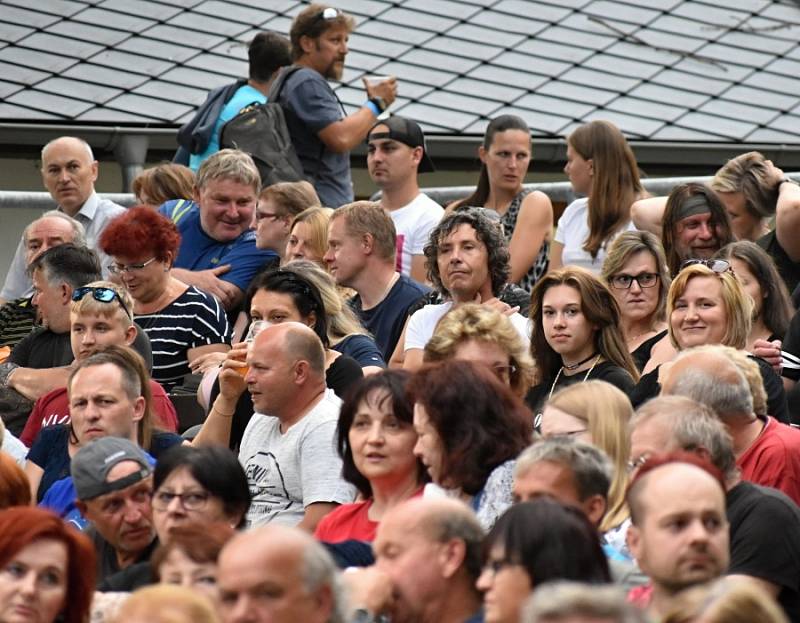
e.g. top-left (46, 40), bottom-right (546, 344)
top-left (100, 207), bottom-right (231, 391)
top-left (0, 507), bottom-right (96, 623)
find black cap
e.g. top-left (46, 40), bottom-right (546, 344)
top-left (367, 115), bottom-right (435, 173)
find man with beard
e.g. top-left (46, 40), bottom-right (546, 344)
top-left (280, 4), bottom-right (398, 207)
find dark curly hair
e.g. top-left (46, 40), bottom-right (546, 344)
top-left (337, 370), bottom-right (427, 498)
top-left (423, 208), bottom-right (510, 297)
top-left (99, 205), bottom-right (181, 263)
top-left (408, 360), bottom-right (532, 495)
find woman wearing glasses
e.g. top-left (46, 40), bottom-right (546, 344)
top-left (100, 445), bottom-right (249, 591)
top-left (476, 499), bottom-right (611, 623)
top-left (601, 231), bottom-right (673, 372)
top-left (423, 303), bottom-right (536, 398)
top-left (100, 206), bottom-right (231, 392)
top-left (629, 261), bottom-right (789, 422)
top-left (526, 267), bottom-right (639, 415)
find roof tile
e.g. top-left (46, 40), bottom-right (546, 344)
top-left (582, 1), bottom-right (663, 26)
top-left (446, 23), bottom-right (526, 47)
top-left (765, 113), bottom-right (800, 138)
top-left (329, 0), bottom-right (391, 17)
top-left (398, 49), bottom-right (480, 75)
top-left (605, 95), bottom-right (687, 122)
top-left (356, 20), bottom-right (433, 45)
top-left (6, 89), bottom-right (93, 118)
top-left (184, 53), bottom-right (247, 77)
top-left (423, 37), bottom-right (503, 62)
top-left (0, 82), bottom-right (24, 100)
top-left (584, 109), bottom-right (665, 138)
top-left (584, 53), bottom-right (663, 80)
top-left (468, 10), bottom-right (548, 36)
top-left (45, 20), bottom-right (130, 47)
top-left (0, 22), bottom-right (34, 44)
top-left (16, 32), bottom-right (105, 60)
top-left (0, 46), bottom-right (77, 73)
top-left (37, 76), bottom-right (122, 104)
top-left (192, 1), bottom-right (276, 26)
top-left (491, 105), bottom-right (573, 135)
top-left (717, 29), bottom-right (796, 56)
top-left (0, 102), bottom-right (62, 120)
top-left (694, 42), bottom-right (774, 68)
top-left (158, 66), bottom-right (240, 91)
top-left (627, 82), bottom-right (709, 109)
top-left (142, 24), bottom-right (226, 51)
top-left (378, 7), bottom-right (457, 32)
top-left (442, 77), bottom-right (526, 104)
top-left (697, 98), bottom-right (778, 125)
top-left (535, 23), bottom-right (617, 50)
top-left (4, 0), bottom-right (84, 18)
top-left (117, 37), bottom-right (200, 64)
top-left (165, 11), bottom-right (250, 37)
top-left (494, 0), bottom-right (573, 22)
top-left (97, 0), bottom-right (183, 21)
top-left (3, 6), bottom-right (60, 29)
top-left (62, 63), bottom-right (150, 90)
top-left (494, 52), bottom-right (572, 77)
top-left (76, 107), bottom-right (161, 123)
top-left (104, 93), bottom-right (194, 122)
top-left (378, 61), bottom-right (454, 88)
top-left (418, 90), bottom-right (502, 117)
top-left (348, 32), bottom-right (411, 58)
top-left (538, 79), bottom-right (618, 106)
top-left (394, 102), bottom-right (475, 132)
top-left (402, 0), bottom-right (480, 18)
top-left (672, 111), bottom-right (758, 140)
top-left (467, 64), bottom-right (549, 91)
top-left (742, 70), bottom-right (800, 97)
top-left (722, 85), bottom-right (797, 112)
top-left (745, 128), bottom-right (800, 142)
top-left (650, 68), bottom-right (731, 96)
top-left (91, 49), bottom-right (174, 77)
top-left (515, 93), bottom-right (596, 119)
top-left (672, 2), bottom-right (749, 26)
top-left (650, 124), bottom-right (728, 140)
top-left (517, 38), bottom-right (595, 64)
top-left (132, 80), bottom-right (209, 107)
top-left (74, 8), bottom-right (156, 33)
top-left (560, 66), bottom-right (641, 92)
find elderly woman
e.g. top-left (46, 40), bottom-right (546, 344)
top-left (0, 506), bottom-right (95, 623)
top-left (424, 303), bottom-right (535, 397)
top-left (630, 261), bottom-right (788, 422)
top-left (100, 206), bottom-right (231, 391)
top-left (601, 231), bottom-right (673, 371)
top-left (409, 360), bottom-right (532, 529)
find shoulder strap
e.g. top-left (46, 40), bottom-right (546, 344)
top-left (267, 65), bottom-right (305, 101)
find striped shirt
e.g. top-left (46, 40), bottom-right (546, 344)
top-left (0, 297), bottom-right (37, 348)
top-left (135, 286), bottom-right (230, 392)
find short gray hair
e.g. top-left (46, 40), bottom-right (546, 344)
top-left (195, 148), bottom-right (260, 192)
top-left (523, 581), bottom-right (645, 623)
top-left (23, 210), bottom-right (86, 249)
top-left (632, 396), bottom-right (738, 481)
top-left (665, 368), bottom-right (753, 418)
top-left (515, 438), bottom-right (613, 501)
top-left (301, 540), bottom-right (348, 623)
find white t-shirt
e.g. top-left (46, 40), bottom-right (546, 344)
top-left (405, 301), bottom-right (530, 351)
top-left (555, 197), bottom-right (636, 274)
top-left (388, 193), bottom-right (444, 279)
top-left (238, 389), bottom-right (356, 528)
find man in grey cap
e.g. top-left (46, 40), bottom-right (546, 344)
top-left (367, 115), bottom-right (442, 284)
top-left (72, 436), bottom-right (157, 584)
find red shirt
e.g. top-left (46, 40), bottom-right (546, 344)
top-left (20, 380), bottom-right (179, 447)
top-left (737, 415), bottom-right (800, 506)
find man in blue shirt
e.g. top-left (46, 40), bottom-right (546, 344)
top-left (175, 32), bottom-right (291, 170)
top-left (280, 5), bottom-right (398, 207)
top-left (161, 150), bottom-right (278, 310)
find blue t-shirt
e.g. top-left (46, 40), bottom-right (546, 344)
top-left (350, 275), bottom-right (428, 359)
top-left (333, 334), bottom-right (386, 369)
top-left (280, 67), bottom-right (352, 208)
top-left (189, 84), bottom-right (267, 172)
top-left (160, 199), bottom-right (278, 293)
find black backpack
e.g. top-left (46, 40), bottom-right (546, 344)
top-left (220, 66), bottom-right (307, 187)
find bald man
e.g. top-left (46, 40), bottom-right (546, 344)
top-left (194, 322), bottom-right (354, 530)
top-left (626, 457), bottom-right (729, 621)
top-left (662, 345), bottom-right (800, 505)
top-left (218, 524), bottom-right (345, 623)
top-left (1, 137), bottom-right (125, 304)
top-left (347, 497), bottom-right (484, 623)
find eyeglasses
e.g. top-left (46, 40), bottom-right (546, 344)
top-left (108, 257), bottom-right (157, 275)
top-left (72, 286), bottom-right (132, 319)
top-left (610, 272), bottom-right (659, 290)
top-left (491, 363), bottom-right (517, 381)
top-left (151, 490), bottom-right (210, 511)
top-left (254, 211), bottom-right (283, 223)
top-left (680, 259), bottom-right (733, 274)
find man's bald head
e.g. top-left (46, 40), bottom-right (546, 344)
top-left (254, 322), bottom-right (326, 376)
top-left (661, 347), bottom-right (753, 419)
top-left (41, 136), bottom-right (94, 162)
top-left (40, 136), bottom-right (98, 215)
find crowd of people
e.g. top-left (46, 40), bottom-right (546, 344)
top-left (2, 3), bottom-right (800, 623)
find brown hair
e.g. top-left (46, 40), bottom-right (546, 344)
top-left (290, 4), bottom-right (356, 61)
top-left (711, 151), bottom-right (780, 218)
top-left (0, 451), bottom-right (31, 508)
top-left (567, 121), bottom-right (643, 259)
top-left (133, 163), bottom-right (195, 206)
top-left (259, 180), bottom-right (320, 218)
top-left (529, 267), bottom-right (639, 383)
top-left (408, 360), bottom-right (532, 495)
top-left (330, 200), bottom-right (397, 262)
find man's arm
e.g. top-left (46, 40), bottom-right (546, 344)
top-left (630, 196), bottom-right (667, 237)
top-left (409, 255), bottom-right (427, 285)
top-left (171, 266), bottom-right (242, 310)
top-left (316, 78), bottom-right (398, 153)
top-left (8, 366), bottom-right (70, 401)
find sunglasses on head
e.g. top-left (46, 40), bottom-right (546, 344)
top-left (72, 286), bottom-right (132, 319)
top-left (680, 259), bottom-right (733, 275)
top-left (314, 7), bottom-right (341, 22)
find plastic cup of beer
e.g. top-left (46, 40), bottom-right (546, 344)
top-left (236, 320), bottom-right (270, 376)
top-left (364, 74), bottom-right (391, 89)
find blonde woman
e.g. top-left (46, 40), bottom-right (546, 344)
top-left (286, 206), bottom-right (334, 265)
top-left (423, 303), bottom-right (535, 397)
top-left (539, 381), bottom-right (633, 555)
top-left (662, 577), bottom-right (789, 623)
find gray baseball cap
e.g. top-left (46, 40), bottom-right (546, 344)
top-left (72, 437), bottom-right (153, 501)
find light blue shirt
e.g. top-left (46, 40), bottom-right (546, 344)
top-left (189, 84), bottom-right (267, 171)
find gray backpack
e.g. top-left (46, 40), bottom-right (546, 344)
top-left (220, 66), bottom-right (306, 187)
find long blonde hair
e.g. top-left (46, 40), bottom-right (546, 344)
top-left (546, 381), bottom-right (632, 532)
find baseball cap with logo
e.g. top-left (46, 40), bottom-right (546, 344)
top-left (71, 436), bottom-right (153, 501)
top-left (367, 115), bottom-right (435, 173)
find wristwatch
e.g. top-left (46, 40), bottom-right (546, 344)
top-left (368, 97), bottom-right (386, 113)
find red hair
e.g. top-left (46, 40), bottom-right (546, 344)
top-left (0, 453), bottom-right (31, 508)
top-left (0, 507), bottom-right (96, 623)
top-left (99, 205), bottom-right (181, 262)
top-left (627, 451), bottom-right (726, 525)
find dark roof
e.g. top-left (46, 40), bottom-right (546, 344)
top-left (1, 0), bottom-right (800, 143)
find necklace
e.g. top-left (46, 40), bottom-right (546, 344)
top-left (548, 355), bottom-right (601, 400)
top-left (562, 351), bottom-right (598, 371)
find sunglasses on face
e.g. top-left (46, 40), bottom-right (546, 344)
top-left (71, 286), bottom-right (132, 319)
top-left (680, 258), bottom-right (733, 274)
